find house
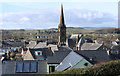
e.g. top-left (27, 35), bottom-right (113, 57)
top-left (66, 34), bottom-right (85, 50)
top-left (47, 51), bottom-right (71, 73)
top-left (55, 51), bottom-right (92, 71)
top-left (2, 60), bottom-right (48, 76)
top-left (108, 45), bottom-right (120, 60)
top-left (23, 48), bottom-right (71, 73)
top-left (66, 34), bottom-right (94, 50)
top-left (23, 48), bottom-right (53, 60)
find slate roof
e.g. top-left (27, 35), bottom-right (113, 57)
top-left (47, 51), bottom-right (71, 64)
top-left (55, 51), bottom-right (83, 71)
top-left (28, 48), bottom-right (53, 60)
top-left (26, 41), bottom-right (37, 48)
top-left (75, 50), bottom-right (111, 64)
top-left (58, 46), bottom-right (72, 51)
top-left (81, 43), bottom-right (103, 50)
top-left (34, 42), bottom-right (47, 49)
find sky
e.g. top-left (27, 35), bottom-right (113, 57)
top-left (0, 0), bottom-right (119, 29)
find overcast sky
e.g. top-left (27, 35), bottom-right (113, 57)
top-left (0, 0), bottom-right (119, 29)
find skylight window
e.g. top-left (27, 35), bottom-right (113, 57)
top-left (16, 62), bottom-right (23, 72)
top-left (23, 63), bottom-right (30, 72)
top-left (30, 62), bottom-right (37, 72)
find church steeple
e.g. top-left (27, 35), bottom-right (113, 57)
top-left (58, 4), bottom-right (66, 46)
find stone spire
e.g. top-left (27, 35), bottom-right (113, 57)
top-left (58, 4), bottom-right (66, 46)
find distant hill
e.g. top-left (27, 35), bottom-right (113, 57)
top-left (2, 27), bottom-right (120, 35)
top-left (66, 27), bottom-right (120, 34)
top-left (49, 27), bottom-right (84, 30)
top-left (94, 28), bottom-right (120, 34)
top-left (49, 27), bottom-right (115, 30)
top-left (83, 27), bottom-right (115, 29)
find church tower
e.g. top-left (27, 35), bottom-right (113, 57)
top-left (58, 4), bottom-right (66, 46)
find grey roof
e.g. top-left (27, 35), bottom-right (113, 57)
top-left (29, 48), bottom-right (53, 60)
top-left (75, 50), bottom-right (111, 64)
top-left (81, 43), bottom-right (103, 50)
top-left (26, 41), bottom-right (37, 48)
top-left (47, 51), bottom-right (71, 64)
top-left (34, 42), bottom-right (47, 49)
top-left (55, 51), bottom-right (83, 71)
top-left (58, 46), bottom-right (72, 51)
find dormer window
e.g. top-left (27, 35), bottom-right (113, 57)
top-left (89, 58), bottom-right (93, 61)
top-left (84, 63), bottom-right (88, 66)
top-left (35, 51), bottom-right (42, 56)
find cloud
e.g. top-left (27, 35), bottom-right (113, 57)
top-left (20, 17), bottom-right (30, 24)
top-left (20, 17), bottom-right (30, 21)
top-left (1, 9), bottom-right (117, 29)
